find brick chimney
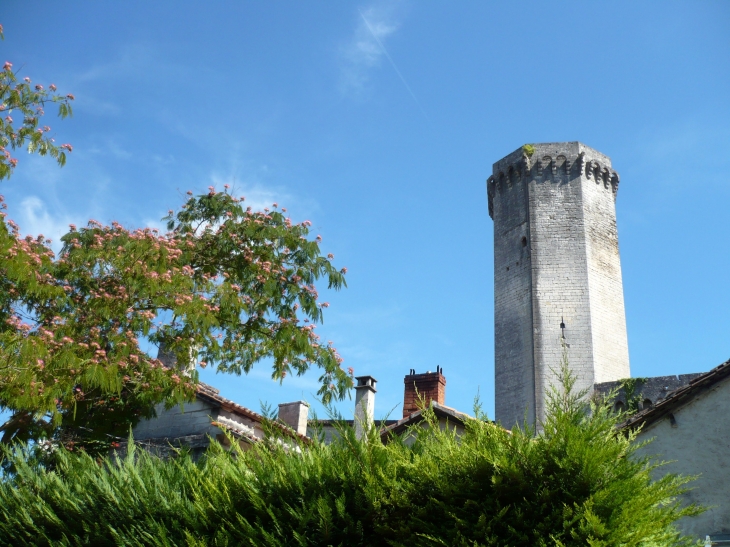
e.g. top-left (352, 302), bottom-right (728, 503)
top-left (403, 367), bottom-right (446, 418)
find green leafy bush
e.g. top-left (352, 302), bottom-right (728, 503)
top-left (0, 367), bottom-right (701, 546)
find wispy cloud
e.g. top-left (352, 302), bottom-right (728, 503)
top-left (340, 3), bottom-right (402, 95)
top-left (14, 196), bottom-right (75, 254)
top-left (340, 3), bottom-right (428, 120)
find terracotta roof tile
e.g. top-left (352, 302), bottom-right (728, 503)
top-left (195, 382), bottom-right (311, 444)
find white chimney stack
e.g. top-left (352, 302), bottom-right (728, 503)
top-left (354, 375), bottom-right (377, 440)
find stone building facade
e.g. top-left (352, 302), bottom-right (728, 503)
top-left (488, 142), bottom-right (630, 428)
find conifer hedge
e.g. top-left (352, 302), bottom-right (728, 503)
top-left (0, 369), bottom-right (701, 546)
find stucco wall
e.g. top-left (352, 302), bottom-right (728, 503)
top-left (634, 376), bottom-right (730, 538)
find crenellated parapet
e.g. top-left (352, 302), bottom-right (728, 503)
top-left (487, 142), bottom-right (620, 218)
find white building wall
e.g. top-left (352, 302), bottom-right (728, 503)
top-left (634, 376), bottom-right (730, 538)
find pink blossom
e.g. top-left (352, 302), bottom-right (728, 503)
top-left (24, 77), bottom-right (30, 83)
top-left (61, 143), bottom-right (73, 152)
top-left (3, 61), bottom-right (12, 71)
top-left (49, 84), bottom-right (57, 91)
top-left (35, 84), bottom-right (44, 91)
top-left (327, 253), bottom-right (334, 259)
top-left (66, 94), bottom-right (75, 100)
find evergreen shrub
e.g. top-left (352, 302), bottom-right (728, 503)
top-left (0, 366), bottom-right (701, 546)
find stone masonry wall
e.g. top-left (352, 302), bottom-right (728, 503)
top-left (491, 164), bottom-right (536, 428)
top-left (594, 373), bottom-right (703, 410)
top-left (133, 399), bottom-right (221, 440)
top-left (527, 144), bottom-right (596, 425)
top-left (489, 142), bottom-right (630, 428)
top-left (581, 154), bottom-right (630, 383)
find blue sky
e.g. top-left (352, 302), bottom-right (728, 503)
top-left (2, 1), bottom-right (729, 421)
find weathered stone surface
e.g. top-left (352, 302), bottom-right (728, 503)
top-left (595, 373), bottom-right (704, 411)
top-left (488, 142), bottom-right (630, 428)
top-left (133, 399), bottom-right (221, 440)
top-left (278, 401), bottom-right (310, 436)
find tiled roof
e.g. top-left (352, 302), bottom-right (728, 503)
top-left (195, 382), bottom-right (311, 444)
top-left (620, 358), bottom-right (730, 432)
top-left (212, 415), bottom-right (259, 444)
top-left (380, 401), bottom-right (472, 439)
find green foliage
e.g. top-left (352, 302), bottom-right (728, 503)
top-left (0, 189), bottom-right (350, 454)
top-left (0, 25), bottom-right (350, 454)
top-left (0, 366), bottom-right (702, 546)
top-left (618, 377), bottom-right (648, 413)
top-left (0, 36), bottom-right (74, 181)
top-left (522, 144), bottom-right (536, 157)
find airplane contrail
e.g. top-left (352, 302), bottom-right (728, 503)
top-left (358, 9), bottom-right (430, 123)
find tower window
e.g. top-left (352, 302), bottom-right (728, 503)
top-left (614, 401), bottom-right (625, 413)
top-left (521, 236), bottom-right (527, 247)
top-left (643, 399), bottom-right (652, 409)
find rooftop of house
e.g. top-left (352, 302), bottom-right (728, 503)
top-left (195, 381), bottom-right (311, 444)
top-left (620, 358), bottom-right (730, 432)
top-left (380, 401), bottom-right (473, 440)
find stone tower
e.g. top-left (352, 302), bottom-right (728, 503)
top-left (487, 142), bottom-right (630, 429)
